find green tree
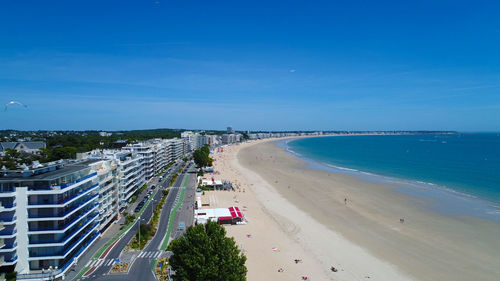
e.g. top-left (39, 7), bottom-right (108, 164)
top-left (5, 271), bottom-right (17, 281)
top-left (167, 221), bottom-right (247, 281)
top-left (193, 145), bottom-right (213, 168)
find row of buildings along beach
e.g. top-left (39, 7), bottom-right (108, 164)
top-left (0, 127), bottom-right (326, 279)
top-left (0, 138), bottom-right (185, 278)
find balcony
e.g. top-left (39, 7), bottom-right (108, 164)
top-left (27, 172), bottom-right (97, 193)
top-left (0, 216), bottom-right (18, 226)
top-left (28, 222), bottom-right (99, 259)
top-left (0, 228), bottom-right (17, 239)
top-left (1, 254), bottom-right (17, 266)
top-left (0, 189), bottom-right (16, 198)
top-left (28, 195), bottom-right (98, 221)
top-left (28, 207), bottom-right (98, 233)
top-left (18, 232), bottom-right (100, 280)
top-left (27, 184), bottom-right (98, 208)
top-left (0, 202), bottom-right (16, 212)
top-left (99, 181), bottom-right (115, 195)
top-left (0, 242), bottom-right (17, 252)
top-left (29, 215), bottom-right (99, 246)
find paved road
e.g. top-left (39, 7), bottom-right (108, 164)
top-left (69, 162), bottom-right (185, 281)
top-left (83, 163), bottom-right (196, 281)
top-left (171, 169), bottom-right (197, 240)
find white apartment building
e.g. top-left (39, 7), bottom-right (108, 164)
top-left (0, 160), bottom-right (101, 279)
top-left (221, 134), bottom-right (242, 144)
top-left (122, 143), bottom-right (155, 181)
top-left (0, 137), bottom-right (186, 280)
top-left (108, 151), bottom-right (146, 211)
top-left (181, 131), bottom-right (203, 151)
top-left (88, 160), bottom-right (118, 232)
top-left (78, 149), bottom-right (146, 213)
top-left (123, 138), bottom-right (185, 179)
top-left (165, 138), bottom-right (185, 162)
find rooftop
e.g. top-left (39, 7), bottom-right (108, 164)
top-left (0, 159), bottom-right (100, 182)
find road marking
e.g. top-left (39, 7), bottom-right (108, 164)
top-left (85, 260), bottom-right (93, 267)
top-left (138, 252), bottom-right (145, 258)
top-left (154, 251), bottom-right (161, 258)
top-left (88, 260), bottom-right (97, 267)
top-left (106, 259), bottom-right (114, 266)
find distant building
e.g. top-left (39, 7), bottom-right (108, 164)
top-left (227, 126), bottom-right (235, 134)
top-left (181, 131), bottom-right (202, 150)
top-left (99, 132), bottom-right (112, 137)
top-left (0, 142), bottom-right (46, 155)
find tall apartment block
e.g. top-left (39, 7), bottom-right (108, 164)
top-left (0, 137), bottom-right (187, 279)
top-left (88, 160), bottom-right (119, 232)
top-left (0, 160), bottom-right (101, 278)
top-left (122, 144), bottom-right (155, 181)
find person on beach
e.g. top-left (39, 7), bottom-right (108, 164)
top-left (344, 198), bottom-right (347, 205)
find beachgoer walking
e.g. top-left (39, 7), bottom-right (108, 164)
top-left (344, 198), bottom-right (347, 205)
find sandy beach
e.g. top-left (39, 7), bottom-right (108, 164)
top-left (200, 138), bottom-right (500, 281)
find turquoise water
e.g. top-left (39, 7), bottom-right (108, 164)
top-left (287, 134), bottom-right (500, 207)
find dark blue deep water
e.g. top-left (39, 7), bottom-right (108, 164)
top-left (288, 134), bottom-right (500, 205)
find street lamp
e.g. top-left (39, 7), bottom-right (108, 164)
top-left (151, 199), bottom-right (156, 219)
top-left (138, 216), bottom-right (141, 248)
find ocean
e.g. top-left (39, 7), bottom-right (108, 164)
top-left (285, 133), bottom-right (500, 221)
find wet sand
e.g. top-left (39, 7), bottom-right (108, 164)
top-left (203, 138), bottom-right (500, 281)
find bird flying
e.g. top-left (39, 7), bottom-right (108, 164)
top-left (4, 101), bottom-right (28, 111)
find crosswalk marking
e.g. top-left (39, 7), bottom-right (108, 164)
top-left (135, 251), bottom-right (163, 259)
top-left (84, 258), bottom-right (119, 269)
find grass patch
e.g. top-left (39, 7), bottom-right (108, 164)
top-left (127, 189), bottom-right (170, 250)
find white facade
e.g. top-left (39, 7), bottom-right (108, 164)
top-left (122, 143), bottom-right (155, 181)
top-left (0, 137), bottom-right (187, 279)
top-left (181, 131), bottom-right (202, 151)
top-left (0, 160), bottom-right (101, 278)
top-left (123, 138), bottom-right (186, 179)
top-left (88, 160), bottom-right (118, 231)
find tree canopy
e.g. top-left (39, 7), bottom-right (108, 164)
top-left (193, 145), bottom-right (213, 168)
top-left (167, 221), bottom-right (247, 281)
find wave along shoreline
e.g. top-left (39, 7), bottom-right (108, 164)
top-left (279, 137), bottom-right (500, 223)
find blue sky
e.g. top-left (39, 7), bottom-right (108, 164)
top-left (0, 0), bottom-right (499, 131)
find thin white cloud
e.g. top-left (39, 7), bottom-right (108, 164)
top-left (289, 69), bottom-right (296, 73)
